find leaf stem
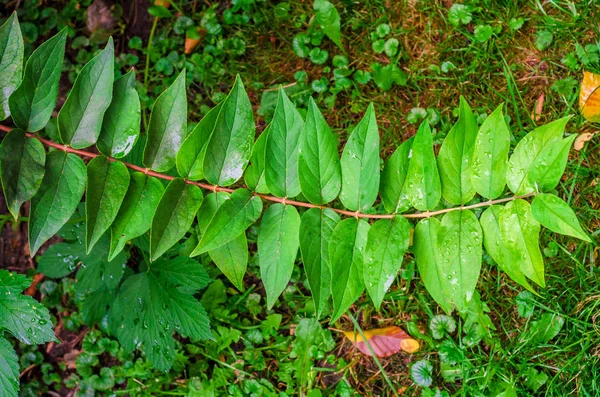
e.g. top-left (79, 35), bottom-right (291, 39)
top-left (0, 125), bottom-right (536, 220)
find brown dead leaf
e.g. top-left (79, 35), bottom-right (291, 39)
top-left (574, 132), bottom-right (597, 151)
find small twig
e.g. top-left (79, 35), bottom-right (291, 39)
top-left (0, 125), bottom-right (536, 220)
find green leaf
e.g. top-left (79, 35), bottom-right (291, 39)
top-left (0, 336), bottom-right (19, 397)
top-left (97, 71), bottom-right (141, 158)
top-left (499, 199), bottom-right (545, 287)
top-left (244, 125), bottom-right (270, 193)
top-left (258, 204), bottom-right (300, 309)
top-left (471, 105), bottom-right (510, 199)
top-left (108, 173), bottom-right (164, 261)
top-left (339, 103), bottom-right (380, 212)
top-left (299, 208), bottom-right (340, 318)
top-left (437, 97), bottom-right (478, 205)
top-left (413, 218), bottom-right (452, 314)
top-left (203, 75), bottom-right (255, 186)
top-left (9, 28), bottom-right (66, 131)
top-left (85, 156), bottom-right (130, 253)
top-left (429, 314), bottom-right (456, 339)
top-left (143, 69), bottom-right (187, 172)
top-left (521, 313), bottom-right (563, 345)
top-left (29, 151), bottom-right (86, 256)
top-left (58, 38), bottom-right (114, 148)
top-left (0, 13), bottom-right (23, 121)
top-left (0, 271), bottom-right (54, 345)
top-left (313, 0), bottom-right (344, 51)
top-left (265, 87), bottom-right (303, 198)
top-left (480, 205), bottom-right (534, 292)
top-left (528, 134), bottom-right (576, 192)
top-left (531, 194), bottom-right (591, 242)
top-left (329, 218), bottom-right (369, 323)
top-left (299, 98), bottom-right (341, 204)
top-left (191, 188), bottom-right (262, 255)
top-left (176, 102), bottom-right (222, 180)
top-left (195, 192), bottom-right (248, 290)
top-left (150, 178), bottom-right (203, 261)
top-left (37, 242), bottom-right (84, 278)
top-left (436, 210), bottom-right (482, 313)
top-left (380, 137), bottom-right (412, 213)
top-left (0, 130), bottom-right (46, 219)
top-left (411, 359), bottom-right (433, 387)
top-left (0, 270), bottom-right (31, 291)
top-left (151, 256), bottom-right (210, 293)
top-left (364, 217), bottom-right (410, 310)
top-left (405, 121), bottom-right (441, 211)
top-left (506, 117), bottom-right (570, 195)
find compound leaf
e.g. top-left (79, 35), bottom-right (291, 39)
top-left (29, 151), bottom-right (86, 256)
top-left (298, 97), bottom-right (341, 204)
top-left (244, 124), bottom-right (270, 193)
top-left (339, 103), bottom-right (379, 212)
top-left (330, 218), bottom-right (369, 323)
top-left (258, 204), bottom-right (300, 309)
top-left (0, 130), bottom-right (46, 219)
top-left (299, 207), bottom-right (340, 318)
top-left (58, 38), bottom-right (114, 148)
top-left (97, 71), bottom-right (141, 158)
top-left (9, 28), bottom-right (66, 131)
top-left (0, 13), bottom-right (23, 121)
top-left (471, 105), bottom-right (510, 199)
top-left (109, 173), bottom-right (164, 261)
top-left (143, 70), bottom-right (187, 172)
top-left (364, 216), bottom-right (410, 310)
top-left (265, 87), bottom-right (303, 198)
top-left (150, 178), bottom-right (203, 261)
top-left (528, 134), bottom-right (576, 192)
top-left (380, 137), bottom-right (412, 213)
top-left (531, 194), bottom-right (591, 242)
top-left (405, 121), bottom-right (441, 211)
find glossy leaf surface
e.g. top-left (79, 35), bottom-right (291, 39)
top-left (405, 121), bottom-right (441, 211)
top-left (0, 13), bottom-right (23, 120)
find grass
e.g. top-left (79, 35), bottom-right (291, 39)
top-left (3, 0), bottom-right (600, 396)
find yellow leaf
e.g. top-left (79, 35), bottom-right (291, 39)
top-left (580, 71), bottom-right (600, 123)
top-left (343, 326), bottom-right (419, 357)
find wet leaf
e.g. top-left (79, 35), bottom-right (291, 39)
top-left (343, 326), bottom-right (419, 357)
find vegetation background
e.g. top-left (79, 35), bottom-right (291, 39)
top-left (0, 0), bottom-right (598, 396)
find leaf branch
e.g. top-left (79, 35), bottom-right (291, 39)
top-left (0, 124), bottom-right (535, 220)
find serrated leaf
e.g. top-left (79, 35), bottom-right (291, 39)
top-left (265, 87), bottom-right (303, 198)
top-left (499, 199), bottom-right (545, 287)
top-left (531, 194), bottom-right (591, 242)
top-left (0, 270), bottom-right (30, 292)
top-left (150, 178), bottom-right (203, 261)
top-left (405, 121), bottom-right (441, 211)
top-left (97, 71), bottom-right (141, 158)
top-left (109, 173), bottom-right (164, 261)
top-left (176, 102), bottom-right (222, 180)
top-left (313, 0), bottom-right (344, 51)
top-left (9, 28), bottom-right (66, 131)
top-left (506, 117), bottom-right (570, 195)
top-left (151, 256), bottom-right (210, 292)
top-left (191, 188), bottom-right (262, 255)
top-left (411, 359), bottom-right (433, 387)
top-left (0, 275), bottom-right (54, 345)
top-left (480, 205), bottom-right (534, 292)
top-left (339, 103), bottom-right (380, 212)
top-left (330, 218), bottom-right (369, 323)
top-left (528, 134), bottom-right (576, 192)
top-left (436, 210), bottom-right (482, 313)
top-left (0, 130), bottom-right (46, 219)
top-left (244, 124), bottom-right (270, 193)
top-left (165, 287), bottom-right (211, 341)
top-left (0, 336), bottom-right (19, 397)
top-left (203, 75), bottom-right (255, 186)
top-left (437, 97), bottom-right (478, 205)
top-left (37, 242), bottom-right (85, 278)
top-left (195, 192), bottom-right (248, 290)
top-left (413, 218), bottom-right (452, 314)
top-left (85, 156), bottom-right (130, 253)
top-left (143, 70), bottom-right (187, 172)
top-left (364, 217), bottom-right (410, 310)
top-left (299, 95), bottom-right (341, 204)
top-left (0, 13), bottom-right (23, 121)
top-left (29, 151), bottom-right (86, 256)
top-left (58, 38), bottom-right (114, 148)
top-left (471, 105), bottom-right (510, 199)
top-left (380, 137), bottom-right (412, 213)
top-left (299, 208), bottom-right (340, 318)
top-left (258, 204), bottom-right (300, 309)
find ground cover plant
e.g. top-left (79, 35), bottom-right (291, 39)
top-left (0, 1), bottom-right (599, 396)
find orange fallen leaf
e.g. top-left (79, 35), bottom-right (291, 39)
top-left (185, 28), bottom-right (206, 55)
top-left (580, 71), bottom-right (600, 123)
top-left (343, 326), bottom-right (419, 357)
top-left (154, 0), bottom-right (170, 7)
